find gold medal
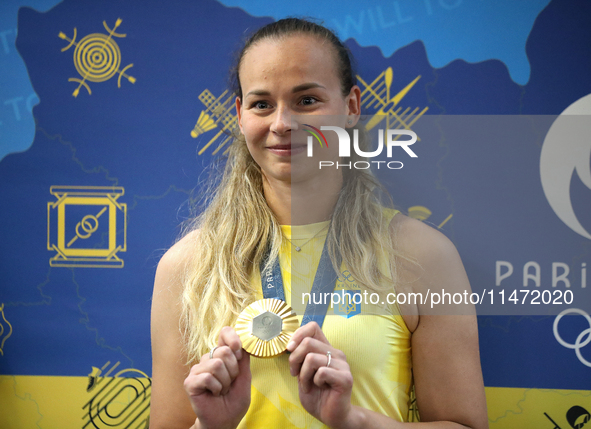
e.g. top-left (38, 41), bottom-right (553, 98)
top-left (234, 298), bottom-right (298, 358)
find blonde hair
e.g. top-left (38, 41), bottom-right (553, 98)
top-left (180, 18), bottom-right (406, 363)
top-left (180, 129), bottom-right (406, 363)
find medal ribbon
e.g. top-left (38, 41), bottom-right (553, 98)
top-left (260, 234), bottom-right (340, 329)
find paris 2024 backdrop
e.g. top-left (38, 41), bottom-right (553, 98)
top-left (0, 0), bottom-right (590, 427)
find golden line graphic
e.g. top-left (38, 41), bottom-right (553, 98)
top-left (408, 205), bottom-right (432, 221)
top-left (47, 186), bottom-right (127, 268)
top-left (0, 304), bottom-right (13, 356)
top-left (408, 385), bottom-right (420, 422)
top-left (83, 361), bottom-right (151, 428)
top-left (59, 18), bottom-right (136, 97)
top-left (408, 205), bottom-right (453, 229)
top-left (437, 213), bottom-right (453, 229)
top-left (358, 67), bottom-right (428, 139)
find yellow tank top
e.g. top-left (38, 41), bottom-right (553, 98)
top-left (239, 208), bottom-right (412, 428)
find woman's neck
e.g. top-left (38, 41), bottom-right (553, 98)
top-left (262, 173), bottom-right (343, 225)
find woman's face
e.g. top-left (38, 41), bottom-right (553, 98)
top-left (235, 34), bottom-right (360, 184)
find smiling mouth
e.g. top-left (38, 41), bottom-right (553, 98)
top-left (266, 143), bottom-right (307, 156)
top-left (268, 143), bottom-right (306, 149)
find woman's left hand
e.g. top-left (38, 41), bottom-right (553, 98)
top-left (286, 322), bottom-right (355, 429)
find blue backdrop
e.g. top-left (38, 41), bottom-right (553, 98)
top-left (1, 0), bottom-right (590, 427)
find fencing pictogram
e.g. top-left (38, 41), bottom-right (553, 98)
top-left (59, 18), bottom-right (136, 97)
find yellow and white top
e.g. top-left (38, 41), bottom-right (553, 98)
top-left (239, 208), bottom-right (412, 428)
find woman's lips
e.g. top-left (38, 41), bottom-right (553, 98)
top-left (267, 144), bottom-right (306, 156)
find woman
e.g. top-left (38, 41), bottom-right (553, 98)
top-left (150, 18), bottom-right (489, 429)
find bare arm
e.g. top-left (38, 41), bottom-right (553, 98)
top-left (407, 228), bottom-right (488, 428)
top-left (364, 214), bottom-right (488, 428)
top-left (150, 235), bottom-right (200, 429)
top-left (150, 233), bottom-right (251, 429)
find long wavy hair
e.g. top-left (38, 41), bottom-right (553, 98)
top-left (181, 18), bottom-right (406, 363)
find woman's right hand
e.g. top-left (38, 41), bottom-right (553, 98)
top-left (184, 326), bottom-right (251, 429)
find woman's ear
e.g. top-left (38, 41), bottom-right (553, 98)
top-left (345, 85), bottom-right (361, 127)
top-left (235, 96), bottom-right (244, 134)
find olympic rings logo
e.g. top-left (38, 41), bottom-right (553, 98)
top-left (553, 308), bottom-right (591, 368)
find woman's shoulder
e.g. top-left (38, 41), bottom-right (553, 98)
top-left (390, 210), bottom-right (476, 314)
top-left (388, 211), bottom-right (460, 266)
top-left (388, 212), bottom-right (470, 310)
top-left (154, 229), bottom-right (200, 293)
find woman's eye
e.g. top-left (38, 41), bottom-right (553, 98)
top-left (300, 97), bottom-right (317, 106)
top-left (252, 101), bottom-right (269, 110)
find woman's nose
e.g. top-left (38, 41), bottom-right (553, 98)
top-left (270, 105), bottom-right (292, 135)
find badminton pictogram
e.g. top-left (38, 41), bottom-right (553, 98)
top-left (191, 89), bottom-right (238, 156)
top-left (59, 19), bottom-right (136, 97)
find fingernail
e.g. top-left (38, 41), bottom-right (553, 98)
top-left (235, 348), bottom-right (242, 360)
top-left (286, 341), bottom-right (295, 351)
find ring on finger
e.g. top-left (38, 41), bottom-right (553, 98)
top-left (210, 346), bottom-right (219, 359)
top-left (326, 351), bottom-right (332, 368)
